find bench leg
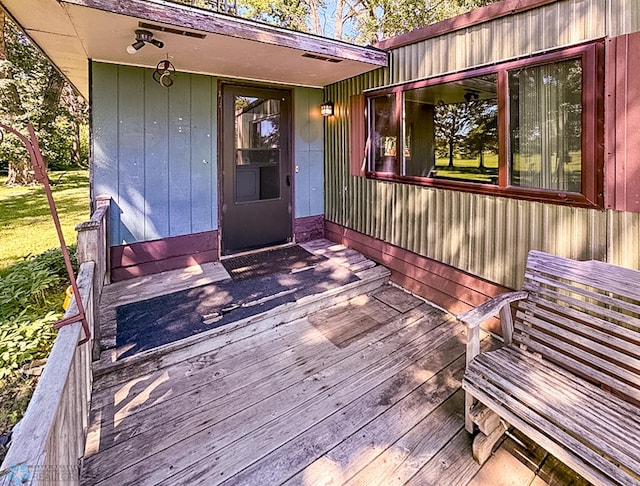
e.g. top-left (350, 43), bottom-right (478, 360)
top-left (467, 403), bottom-right (507, 465)
top-left (472, 426), bottom-right (506, 465)
top-left (465, 392), bottom-right (475, 433)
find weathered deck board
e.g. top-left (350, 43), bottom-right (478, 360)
top-left (85, 311), bottom-right (456, 483)
top-left (83, 240), bottom-right (588, 486)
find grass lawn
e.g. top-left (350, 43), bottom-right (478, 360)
top-left (0, 169), bottom-right (89, 461)
top-left (0, 170), bottom-right (90, 271)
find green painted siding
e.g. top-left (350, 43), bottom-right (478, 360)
top-left (92, 62), bottom-right (324, 246)
top-left (294, 87), bottom-right (325, 218)
top-left (92, 62), bottom-right (217, 246)
top-left (325, 0), bottom-right (640, 290)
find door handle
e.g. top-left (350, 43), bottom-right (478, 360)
top-left (286, 175), bottom-right (291, 187)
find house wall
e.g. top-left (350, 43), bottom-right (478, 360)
top-left (91, 62), bottom-right (324, 278)
top-left (325, 0), bottom-right (640, 315)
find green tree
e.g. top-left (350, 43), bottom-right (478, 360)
top-left (166, 0), bottom-right (497, 42)
top-left (0, 11), bottom-right (87, 185)
top-left (463, 101), bottom-right (498, 169)
top-left (352, 0), bottom-right (494, 43)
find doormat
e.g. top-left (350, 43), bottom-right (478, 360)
top-left (115, 258), bottom-right (359, 359)
top-left (222, 245), bottom-right (325, 281)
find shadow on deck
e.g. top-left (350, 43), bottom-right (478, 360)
top-left (81, 240), bottom-right (587, 485)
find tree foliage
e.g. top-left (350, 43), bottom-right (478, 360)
top-left (0, 11), bottom-right (88, 185)
top-left (167, 0), bottom-right (497, 43)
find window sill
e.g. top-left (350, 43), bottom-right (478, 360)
top-left (365, 171), bottom-right (602, 209)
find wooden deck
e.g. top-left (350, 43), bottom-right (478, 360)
top-left (82, 240), bottom-right (587, 485)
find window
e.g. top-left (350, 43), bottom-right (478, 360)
top-left (365, 43), bottom-right (603, 207)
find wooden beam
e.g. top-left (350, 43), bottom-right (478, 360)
top-left (62, 0), bottom-right (388, 66)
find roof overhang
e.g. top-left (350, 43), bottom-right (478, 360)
top-left (0, 0), bottom-right (388, 98)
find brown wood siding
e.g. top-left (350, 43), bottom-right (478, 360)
top-left (605, 32), bottom-right (640, 213)
top-left (325, 221), bottom-right (507, 334)
top-left (294, 215), bottom-right (325, 243)
top-left (111, 230), bottom-right (218, 281)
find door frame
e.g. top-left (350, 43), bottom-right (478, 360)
top-left (217, 80), bottom-right (296, 257)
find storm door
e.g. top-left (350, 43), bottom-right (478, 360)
top-left (221, 85), bottom-right (292, 255)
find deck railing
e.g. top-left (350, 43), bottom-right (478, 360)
top-left (0, 200), bottom-right (110, 486)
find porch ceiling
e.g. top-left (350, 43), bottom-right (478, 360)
top-left (0, 0), bottom-right (388, 99)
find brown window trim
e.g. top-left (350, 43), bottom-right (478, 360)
top-left (365, 41), bottom-right (605, 209)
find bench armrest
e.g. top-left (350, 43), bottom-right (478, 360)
top-left (459, 291), bottom-right (528, 364)
top-left (458, 291), bottom-right (529, 330)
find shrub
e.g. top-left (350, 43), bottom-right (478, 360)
top-left (0, 246), bottom-right (77, 379)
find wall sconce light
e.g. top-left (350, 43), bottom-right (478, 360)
top-left (127, 30), bottom-right (164, 54)
top-left (320, 101), bottom-right (334, 117)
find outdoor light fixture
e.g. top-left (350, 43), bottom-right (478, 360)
top-left (320, 101), bottom-right (334, 117)
top-left (126, 30), bottom-right (164, 54)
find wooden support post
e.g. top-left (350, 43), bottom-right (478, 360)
top-left (465, 324), bottom-right (480, 433)
top-left (75, 196), bottom-right (110, 360)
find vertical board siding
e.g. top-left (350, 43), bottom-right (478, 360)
top-left (325, 0), bottom-right (640, 291)
top-left (390, 0), bottom-right (605, 85)
top-left (605, 32), bottom-right (640, 212)
top-left (294, 87), bottom-right (325, 219)
top-left (117, 66), bottom-right (145, 244)
top-left (91, 63), bottom-right (119, 243)
top-left (143, 74), bottom-right (170, 239)
top-left (610, 0), bottom-right (640, 37)
top-left (168, 75), bottom-right (193, 237)
top-left (92, 62), bottom-right (218, 246)
top-left (190, 75), bottom-right (215, 234)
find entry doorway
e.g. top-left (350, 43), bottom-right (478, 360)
top-left (221, 85), bottom-right (293, 255)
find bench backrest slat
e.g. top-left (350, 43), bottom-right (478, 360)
top-left (526, 290), bottom-right (640, 344)
top-left (514, 250), bottom-right (640, 404)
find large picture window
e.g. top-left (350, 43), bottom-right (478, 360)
top-left (365, 43), bottom-right (603, 207)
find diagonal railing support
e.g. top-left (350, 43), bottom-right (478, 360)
top-left (0, 122), bottom-right (90, 344)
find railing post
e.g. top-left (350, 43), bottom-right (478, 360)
top-left (75, 195), bottom-right (110, 360)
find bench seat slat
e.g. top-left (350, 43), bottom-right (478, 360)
top-left (515, 322), bottom-right (640, 394)
top-left (525, 290), bottom-right (640, 345)
top-left (501, 346), bottom-right (640, 424)
top-left (477, 350), bottom-right (640, 455)
top-left (463, 379), bottom-right (637, 486)
top-left (468, 355), bottom-right (640, 468)
top-left (464, 364), bottom-right (640, 484)
top-left (516, 307), bottom-right (640, 370)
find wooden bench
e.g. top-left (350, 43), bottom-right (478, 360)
top-left (459, 250), bottom-right (640, 486)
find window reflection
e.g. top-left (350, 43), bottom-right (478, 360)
top-left (235, 96), bottom-right (281, 202)
top-left (403, 74), bottom-right (499, 184)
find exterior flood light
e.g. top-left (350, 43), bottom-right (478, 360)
top-left (126, 30), bottom-right (164, 54)
top-left (321, 101), bottom-right (334, 117)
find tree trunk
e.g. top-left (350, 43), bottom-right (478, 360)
top-left (1, 10), bottom-right (38, 186)
top-left (37, 67), bottom-right (65, 130)
top-left (71, 116), bottom-right (81, 167)
top-left (448, 141), bottom-right (455, 168)
top-left (5, 160), bottom-right (36, 186)
top-left (334, 0), bottom-right (344, 39)
top-left (308, 0), bottom-right (322, 35)
top-left (0, 10), bottom-right (6, 61)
